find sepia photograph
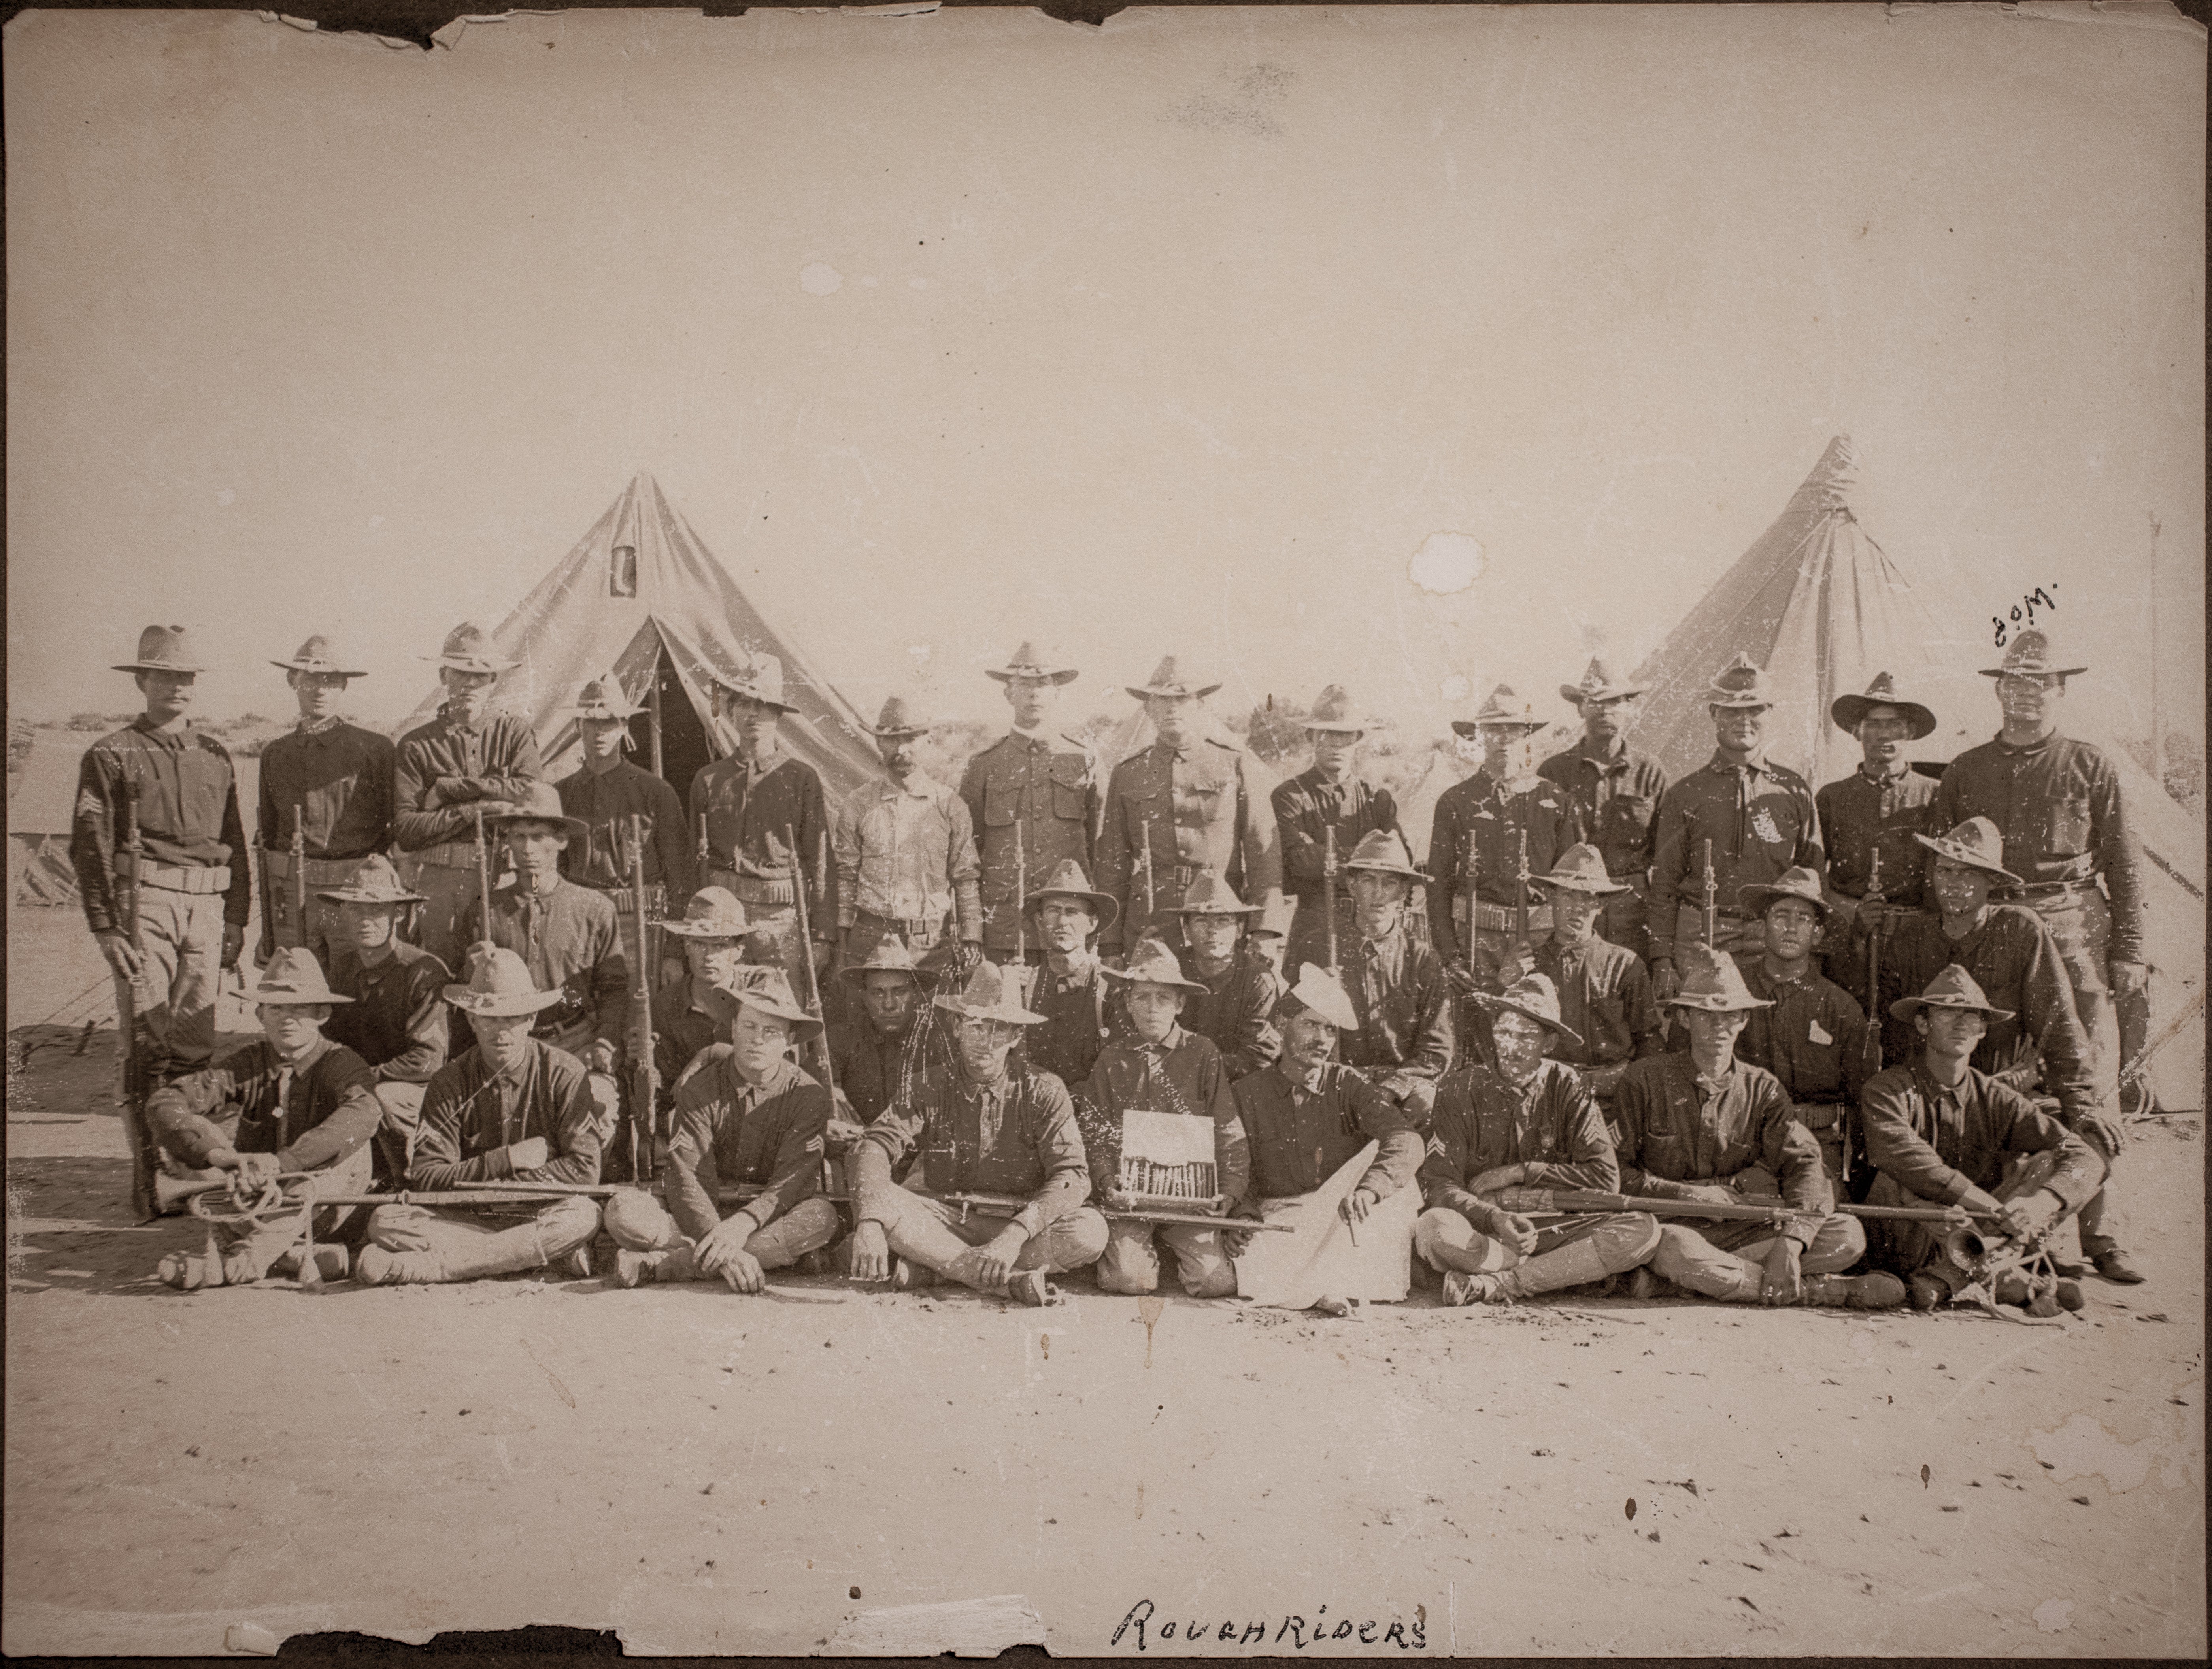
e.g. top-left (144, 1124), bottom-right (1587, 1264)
top-left (3, 0), bottom-right (2204, 1656)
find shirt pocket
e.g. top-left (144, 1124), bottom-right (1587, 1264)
top-left (2045, 794), bottom-right (2092, 859)
top-left (983, 773), bottom-right (1021, 828)
top-left (1601, 795), bottom-right (1653, 845)
top-left (1050, 758), bottom-right (1089, 821)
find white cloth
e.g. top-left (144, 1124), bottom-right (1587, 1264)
top-left (1233, 1141), bottom-right (1417, 1307)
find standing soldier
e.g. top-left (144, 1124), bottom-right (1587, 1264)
top-left (319, 855), bottom-right (449, 1186)
top-left (256, 634), bottom-right (395, 969)
top-left (1539, 659), bottom-right (1668, 963)
top-left (834, 696), bottom-right (983, 972)
top-left (393, 622), bottom-right (542, 974)
top-left (555, 675), bottom-right (695, 985)
top-left (689, 658), bottom-right (834, 999)
top-left (1167, 871), bottom-right (1283, 1082)
top-left (959, 642), bottom-right (1098, 963)
top-left (1096, 656), bottom-right (1284, 954)
top-left (1526, 844), bottom-right (1664, 1104)
top-left (1817, 673), bottom-right (1940, 998)
top-left (1336, 830), bottom-right (1455, 1124)
top-left (1647, 654), bottom-right (1823, 1000)
top-left (1426, 684), bottom-right (1578, 992)
top-left (72, 626), bottom-right (251, 1083)
top-left (1271, 685), bottom-right (1400, 972)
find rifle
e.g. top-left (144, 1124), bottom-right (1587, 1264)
top-left (116, 778), bottom-right (159, 1223)
top-left (1014, 817), bottom-right (1028, 967)
top-left (696, 811), bottom-right (712, 881)
top-left (1701, 837), bottom-right (1717, 949)
top-left (290, 805), bottom-right (309, 956)
top-left (472, 804), bottom-right (493, 960)
top-left (785, 823), bottom-right (843, 1119)
top-left (1514, 825), bottom-right (1531, 950)
top-left (932, 1187), bottom-right (1293, 1234)
top-left (627, 814), bottom-right (658, 1189)
top-left (1322, 822), bottom-right (1339, 972)
top-left (1139, 814), bottom-right (1157, 936)
top-left (1493, 1184), bottom-right (2006, 1229)
top-left (1459, 827), bottom-right (1478, 972)
top-left (1850, 847), bottom-right (1885, 1190)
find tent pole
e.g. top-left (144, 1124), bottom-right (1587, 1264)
top-left (648, 667), bottom-right (666, 780)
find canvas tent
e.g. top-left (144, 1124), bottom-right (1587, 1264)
top-left (1626, 435), bottom-right (2204, 1109)
top-left (9, 737), bottom-right (263, 910)
top-left (396, 473), bottom-right (880, 804)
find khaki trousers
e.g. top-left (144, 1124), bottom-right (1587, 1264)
top-left (1650, 1212), bottom-right (1866, 1300)
top-left (602, 1189), bottom-right (841, 1273)
top-left (113, 888), bottom-right (226, 1078)
top-left (1414, 1206), bottom-right (1658, 1296)
top-left (364, 1194), bottom-right (602, 1280)
top-left (868, 1186), bottom-right (1109, 1292)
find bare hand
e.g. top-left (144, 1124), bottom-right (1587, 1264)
top-left (2001, 1190), bottom-right (2059, 1242)
top-left (1340, 1187), bottom-right (1376, 1226)
top-left (221, 923), bottom-right (245, 971)
top-left (96, 930), bottom-right (144, 983)
top-left (973, 1224), bottom-right (1028, 1292)
top-left (1760, 1236), bottom-right (1804, 1305)
top-left (1221, 1216), bottom-right (1258, 1259)
top-left (848, 1220), bottom-right (891, 1283)
top-left (2108, 960), bottom-right (2150, 999)
top-left (1651, 961), bottom-right (1680, 1002)
top-left (1679, 1184), bottom-right (1740, 1207)
top-left (1499, 1211), bottom-right (1540, 1257)
top-left (825, 1117), bottom-right (866, 1151)
top-left (506, 1136), bottom-right (550, 1173)
top-left (697, 1236), bottom-right (765, 1294)
top-left (2071, 1110), bottom-right (2125, 1163)
top-left (585, 1038), bottom-right (619, 1075)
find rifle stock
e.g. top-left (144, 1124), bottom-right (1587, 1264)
top-left (1321, 823), bottom-right (1338, 972)
top-left (627, 814), bottom-right (658, 1189)
top-left (117, 779), bottom-right (158, 1223)
top-left (291, 804), bottom-right (308, 954)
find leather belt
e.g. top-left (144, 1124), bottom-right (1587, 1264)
top-left (408, 841), bottom-right (483, 869)
top-left (1998, 879), bottom-right (2097, 903)
top-left (138, 862), bottom-right (231, 895)
top-left (259, 849), bottom-right (366, 883)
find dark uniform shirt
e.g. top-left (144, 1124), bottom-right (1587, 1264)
top-left (855, 1058), bottom-right (1094, 1237)
top-left (71, 718), bottom-right (251, 933)
top-left (1648, 753), bottom-right (1823, 966)
top-left (325, 941), bottom-right (451, 1083)
top-left (664, 1054), bottom-right (830, 1242)
top-left (1733, 959), bottom-right (1871, 1106)
top-left (1017, 958), bottom-right (1124, 1092)
top-left (1425, 770), bottom-right (1578, 965)
top-left (1096, 739), bottom-right (1283, 949)
top-left (1928, 732), bottom-right (2145, 963)
top-left (257, 720), bottom-right (396, 864)
top-left (1271, 767), bottom-right (1400, 905)
top-left (146, 1037), bottom-right (381, 1173)
top-left (1860, 1059), bottom-right (2103, 1213)
top-left (1419, 1059), bottom-right (1618, 1233)
top-left (1536, 737), bottom-right (1668, 881)
top-left (1079, 1026), bottom-right (1251, 1205)
top-left (1815, 763), bottom-right (1937, 909)
top-left (393, 707), bottom-right (544, 853)
top-left (651, 972), bottom-right (735, 1097)
top-left (458, 879), bottom-right (627, 1050)
top-left (1180, 949), bottom-right (1283, 1081)
top-left (1339, 924), bottom-right (1456, 1103)
top-left (1611, 1052), bottom-right (1827, 1245)
top-left (557, 759), bottom-right (696, 900)
top-left (958, 730), bottom-right (1100, 952)
top-left (687, 750), bottom-right (836, 925)
top-left (410, 1038), bottom-right (601, 1189)
top-left (830, 1018), bottom-right (921, 1125)
top-left (1876, 906), bottom-right (2098, 1119)
top-left (1234, 1059), bottom-right (1421, 1203)
top-left (1532, 934), bottom-right (1661, 1068)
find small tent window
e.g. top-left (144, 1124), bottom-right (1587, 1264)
top-left (609, 544), bottom-right (638, 598)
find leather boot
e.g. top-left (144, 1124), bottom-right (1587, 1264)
top-left (1802, 1271), bottom-right (1906, 1310)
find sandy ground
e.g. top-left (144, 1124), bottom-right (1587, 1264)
top-left (4, 904), bottom-right (2204, 1658)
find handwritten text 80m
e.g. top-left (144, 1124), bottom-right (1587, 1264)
top-left (1112, 1599), bottom-right (1428, 1651)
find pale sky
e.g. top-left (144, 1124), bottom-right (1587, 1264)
top-left (6, 4), bottom-right (2203, 754)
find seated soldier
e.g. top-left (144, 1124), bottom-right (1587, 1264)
top-left (148, 950), bottom-right (382, 1288)
top-left (1170, 870), bottom-right (1283, 1082)
top-left (1527, 843), bottom-right (1662, 1103)
top-left (1229, 964), bottom-right (1424, 1310)
top-left (846, 961), bottom-right (1109, 1305)
top-left (354, 949), bottom-right (603, 1285)
top-left (1085, 940), bottom-right (1250, 1298)
top-left (1415, 973), bottom-right (1659, 1305)
top-left (1731, 867), bottom-right (1872, 1195)
top-left (830, 931), bottom-right (950, 1128)
top-left (1614, 948), bottom-right (1902, 1309)
top-left (456, 782), bottom-right (627, 1155)
top-left (1861, 966), bottom-right (2107, 1312)
top-left (1016, 859), bottom-right (1123, 1093)
top-left (319, 855), bottom-right (450, 1186)
top-left (1335, 830), bottom-right (1454, 1124)
top-left (605, 971), bottom-right (842, 1290)
top-left (650, 886), bottom-right (774, 1101)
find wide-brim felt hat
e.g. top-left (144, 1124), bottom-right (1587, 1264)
top-left (1451, 683), bottom-right (1546, 738)
top-left (1274, 962), bottom-right (1360, 1031)
top-left (1099, 938), bottom-right (1209, 993)
top-left (838, 931), bottom-right (925, 984)
top-left (1980, 629), bottom-right (2086, 681)
top-left (1891, 964), bottom-right (2015, 1024)
top-left (1023, 858), bottom-right (1120, 928)
top-left (653, 886), bottom-right (752, 938)
top-left (315, 854), bottom-right (426, 906)
top-left (1473, 971), bottom-right (1583, 1049)
top-left (1530, 843), bottom-right (1629, 896)
top-left (487, 783), bottom-right (591, 845)
top-left (249, 948), bottom-right (355, 1006)
top-left (1559, 657), bottom-right (1646, 707)
top-left (271, 634), bottom-right (368, 679)
top-left (932, 961), bottom-right (1049, 1025)
top-left (1166, 869), bottom-right (1258, 918)
top-left (114, 625), bottom-right (206, 675)
top-left (1301, 684), bottom-right (1372, 733)
top-left (701, 968), bottom-right (822, 1035)
top-left (1126, 655), bottom-right (1221, 701)
top-left (1705, 652), bottom-right (1775, 709)
top-left (1913, 817), bottom-right (2022, 885)
top-left (1829, 671), bottom-right (1936, 740)
top-left (1340, 828), bottom-right (1426, 882)
top-left (866, 694), bottom-right (935, 738)
top-left (1738, 865), bottom-right (1831, 920)
top-left (1660, 947), bottom-right (1772, 1013)
top-left (422, 622), bottom-right (520, 675)
top-left (706, 656), bottom-right (799, 714)
top-left (986, 641), bottom-right (1079, 685)
top-left (444, 946), bottom-right (566, 1016)
top-left (566, 676), bottom-right (646, 721)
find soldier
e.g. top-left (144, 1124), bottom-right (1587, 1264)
top-left (146, 950), bottom-right (381, 1289)
top-left (1539, 659), bottom-right (1668, 962)
top-left (256, 634), bottom-right (395, 968)
top-left (1337, 830), bottom-right (1455, 1123)
top-left (1525, 844), bottom-right (1663, 1103)
top-left (830, 932), bottom-right (947, 1127)
top-left (960, 642), bottom-right (1099, 962)
top-left (1860, 966), bottom-right (2108, 1311)
top-left (1818, 673), bottom-right (1940, 998)
top-left (1928, 630), bottom-right (2150, 1116)
top-left (1647, 654), bottom-right (1823, 997)
top-left (1167, 871), bottom-right (1282, 1082)
top-left (555, 677), bottom-right (696, 973)
top-left (1876, 817), bottom-right (2133, 1282)
top-left (319, 855), bottom-right (449, 1186)
top-left (649, 887), bottom-right (774, 1102)
top-left (1731, 867), bottom-right (1872, 1194)
top-left (72, 626), bottom-right (251, 1081)
top-left (846, 962), bottom-right (1110, 1305)
top-left (1015, 859), bottom-right (1124, 1093)
top-left (1414, 973), bottom-right (1660, 1306)
top-left (687, 657), bottom-right (834, 1000)
top-left (1271, 685), bottom-right (1400, 971)
top-left (604, 971), bottom-right (842, 1291)
top-left (1096, 656), bottom-right (1284, 952)
top-left (353, 949), bottom-right (603, 1286)
top-left (1425, 683), bottom-right (1577, 996)
top-left (834, 695), bottom-right (983, 972)
top-left (1613, 949), bottom-right (1901, 1309)
top-left (456, 783), bottom-right (627, 1146)
top-left (1228, 964), bottom-right (1426, 1311)
top-left (1085, 940), bottom-right (1250, 1298)
top-left (393, 622), bottom-right (543, 973)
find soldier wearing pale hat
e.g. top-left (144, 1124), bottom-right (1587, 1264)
top-left (1336, 830), bottom-right (1455, 1122)
top-left (649, 887), bottom-right (781, 1102)
top-left (833, 694), bottom-right (983, 971)
top-left (71, 627), bottom-right (252, 1098)
top-left (393, 622), bottom-right (544, 974)
top-left (354, 948), bottom-right (603, 1286)
top-left (1270, 684), bottom-right (1402, 973)
top-left (1166, 870), bottom-right (1283, 1082)
top-left (1538, 658), bottom-right (1669, 963)
top-left (1095, 655), bottom-right (1284, 953)
top-left (319, 855), bottom-right (449, 1186)
top-left (256, 634), bottom-right (396, 969)
top-left (958, 642), bottom-right (1099, 960)
top-left (1612, 948), bottom-right (1898, 1309)
top-left (1859, 966), bottom-right (2108, 1310)
top-left (1646, 654), bottom-right (1823, 994)
top-left (1014, 858), bottom-right (1126, 1093)
top-left (845, 961), bottom-right (1110, 1305)
top-left (1525, 844), bottom-right (1663, 1102)
top-left (687, 655), bottom-right (835, 1002)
